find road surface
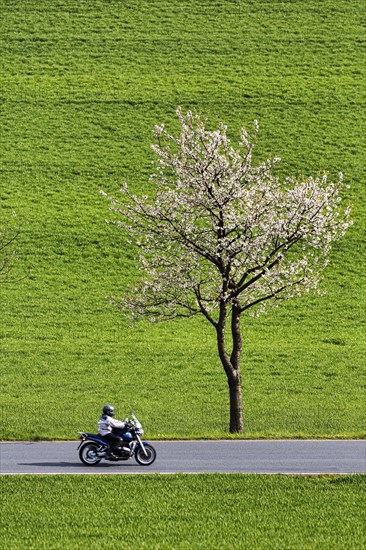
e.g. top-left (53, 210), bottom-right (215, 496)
top-left (1, 440), bottom-right (365, 474)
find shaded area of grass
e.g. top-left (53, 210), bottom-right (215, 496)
top-left (1, 475), bottom-right (365, 549)
top-left (0, 0), bottom-right (365, 439)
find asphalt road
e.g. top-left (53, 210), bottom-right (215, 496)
top-left (1, 440), bottom-right (365, 474)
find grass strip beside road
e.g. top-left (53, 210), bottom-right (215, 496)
top-left (1, 474), bottom-right (365, 548)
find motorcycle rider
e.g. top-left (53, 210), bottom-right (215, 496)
top-left (98, 404), bottom-right (129, 458)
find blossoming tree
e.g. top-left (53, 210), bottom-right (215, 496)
top-left (103, 108), bottom-right (351, 433)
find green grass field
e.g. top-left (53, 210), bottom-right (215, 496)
top-left (1, 475), bottom-right (365, 549)
top-left (1, 0), bottom-right (365, 439)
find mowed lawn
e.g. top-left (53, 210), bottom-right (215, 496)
top-left (1, 0), bottom-right (365, 439)
top-left (1, 475), bottom-right (365, 549)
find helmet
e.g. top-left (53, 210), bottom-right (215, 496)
top-left (102, 404), bottom-right (115, 417)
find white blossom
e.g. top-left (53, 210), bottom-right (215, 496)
top-left (102, 108), bottom-right (351, 325)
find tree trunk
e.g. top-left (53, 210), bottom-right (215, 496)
top-left (228, 371), bottom-right (244, 433)
top-left (216, 300), bottom-right (244, 433)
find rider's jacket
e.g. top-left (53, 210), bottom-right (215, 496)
top-left (98, 414), bottom-right (126, 436)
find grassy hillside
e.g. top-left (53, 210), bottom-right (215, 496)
top-left (1, 0), bottom-right (365, 439)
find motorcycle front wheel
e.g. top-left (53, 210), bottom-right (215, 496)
top-left (135, 443), bottom-right (157, 466)
top-left (79, 442), bottom-right (102, 465)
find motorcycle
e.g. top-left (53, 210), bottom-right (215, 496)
top-left (77, 413), bottom-right (157, 466)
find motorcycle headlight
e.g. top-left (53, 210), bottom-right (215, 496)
top-left (137, 428), bottom-right (144, 436)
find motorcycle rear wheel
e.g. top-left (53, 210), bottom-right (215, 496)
top-left (79, 442), bottom-right (102, 465)
top-left (135, 443), bottom-right (157, 466)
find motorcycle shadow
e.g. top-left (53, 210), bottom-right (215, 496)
top-left (18, 461), bottom-right (139, 468)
